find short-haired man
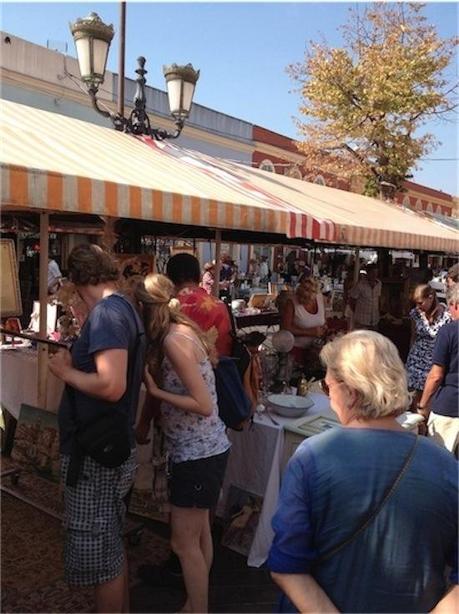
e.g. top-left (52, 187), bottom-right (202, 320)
top-left (349, 264), bottom-right (382, 331)
top-left (418, 284), bottom-right (459, 456)
top-left (166, 252), bottom-right (232, 357)
top-left (49, 244), bottom-right (146, 612)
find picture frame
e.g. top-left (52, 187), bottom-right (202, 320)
top-left (11, 404), bottom-right (60, 482)
top-left (221, 485), bottom-right (264, 556)
top-left (116, 253), bottom-right (155, 278)
top-left (284, 413), bottom-right (340, 437)
top-left (0, 239), bottom-right (22, 317)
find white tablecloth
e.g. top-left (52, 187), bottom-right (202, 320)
top-left (218, 392), bottom-right (333, 567)
top-left (0, 348), bottom-right (64, 418)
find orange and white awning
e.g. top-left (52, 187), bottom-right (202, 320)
top-left (1, 99), bottom-right (458, 252)
top-left (0, 99), bottom-right (334, 242)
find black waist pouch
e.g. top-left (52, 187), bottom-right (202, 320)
top-left (66, 411), bottom-right (131, 487)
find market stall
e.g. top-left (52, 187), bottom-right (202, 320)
top-left (1, 98), bottom-right (457, 567)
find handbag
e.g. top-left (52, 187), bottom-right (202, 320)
top-left (315, 435), bottom-right (419, 565)
top-left (66, 295), bottom-right (144, 486)
top-left (214, 356), bottom-right (253, 430)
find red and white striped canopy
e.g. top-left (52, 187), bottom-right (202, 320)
top-left (0, 100), bottom-right (334, 242)
top-left (1, 99), bottom-right (457, 252)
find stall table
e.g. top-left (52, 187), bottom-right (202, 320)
top-left (218, 392), bottom-right (333, 567)
top-left (0, 348), bottom-right (64, 420)
top-left (234, 311), bottom-right (280, 329)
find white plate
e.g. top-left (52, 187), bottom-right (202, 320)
top-left (267, 394), bottom-right (314, 418)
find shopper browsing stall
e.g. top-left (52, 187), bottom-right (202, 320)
top-left (406, 283), bottom-right (451, 410)
top-left (417, 283), bottom-right (459, 455)
top-left (136, 274), bottom-right (230, 614)
top-left (49, 244), bottom-right (145, 613)
top-left (268, 331), bottom-right (457, 613)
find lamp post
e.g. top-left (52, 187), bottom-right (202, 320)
top-left (70, 12), bottom-right (200, 140)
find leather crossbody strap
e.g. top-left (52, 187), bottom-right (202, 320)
top-left (316, 435), bottom-right (419, 565)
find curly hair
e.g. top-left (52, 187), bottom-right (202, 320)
top-left (133, 273), bottom-right (215, 378)
top-left (67, 244), bottom-right (119, 286)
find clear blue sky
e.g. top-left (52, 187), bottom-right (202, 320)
top-left (1, 1), bottom-right (457, 195)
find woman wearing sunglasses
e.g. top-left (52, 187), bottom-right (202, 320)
top-left (406, 284), bottom-right (450, 411)
top-left (268, 331), bottom-right (457, 614)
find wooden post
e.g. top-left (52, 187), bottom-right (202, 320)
top-left (353, 248), bottom-right (360, 286)
top-left (213, 229), bottom-right (222, 298)
top-left (101, 216), bottom-right (119, 253)
top-left (37, 212), bottom-right (49, 408)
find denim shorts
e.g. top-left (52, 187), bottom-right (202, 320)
top-left (169, 449), bottom-right (230, 509)
top-left (60, 451), bottom-right (136, 587)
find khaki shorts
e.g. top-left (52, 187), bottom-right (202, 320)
top-left (428, 413), bottom-right (459, 457)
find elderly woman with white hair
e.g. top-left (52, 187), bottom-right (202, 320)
top-left (268, 331), bottom-right (457, 614)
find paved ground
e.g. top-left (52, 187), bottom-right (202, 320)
top-left (130, 518), bottom-right (279, 613)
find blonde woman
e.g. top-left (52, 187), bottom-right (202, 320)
top-left (268, 331), bottom-right (457, 614)
top-left (281, 277), bottom-right (327, 348)
top-left (135, 274), bottom-right (230, 614)
top-left (406, 284), bottom-right (451, 408)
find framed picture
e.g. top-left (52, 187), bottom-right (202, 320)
top-left (0, 239), bottom-right (22, 317)
top-left (11, 404), bottom-right (60, 482)
top-left (116, 254), bottom-right (155, 278)
top-left (284, 413), bottom-right (340, 437)
top-left (221, 486), bottom-right (263, 556)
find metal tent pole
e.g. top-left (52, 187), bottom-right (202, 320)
top-left (37, 212), bottom-right (49, 408)
top-left (213, 229), bottom-right (222, 298)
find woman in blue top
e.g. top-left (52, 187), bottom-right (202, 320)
top-left (268, 331), bottom-right (457, 613)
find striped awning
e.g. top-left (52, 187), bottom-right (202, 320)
top-left (0, 99), bottom-right (334, 242)
top-left (1, 99), bottom-right (458, 252)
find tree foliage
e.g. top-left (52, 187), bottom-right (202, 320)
top-left (288, 3), bottom-right (458, 196)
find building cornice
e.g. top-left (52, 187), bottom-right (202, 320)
top-left (253, 140), bottom-right (305, 165)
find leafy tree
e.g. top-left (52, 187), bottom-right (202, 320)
top-left (288, 3), bottom-right (457, 197)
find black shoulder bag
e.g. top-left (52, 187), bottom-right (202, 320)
top-left (66, 296), bottom-right (144, 486)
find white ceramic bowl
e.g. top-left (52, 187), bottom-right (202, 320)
top-left (267, 394), bottom-right (314, 418)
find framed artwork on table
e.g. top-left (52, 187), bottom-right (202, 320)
top-left (117, 254), bottom-right (155, 279)
top-left (284, 413), bottom-right (340, 437)
top-left (0, 239), bottom-right (22, 317)
top-left (221, 485), bottom-right (264, 556)
top-left (11, 404), bottom-right (60, 482)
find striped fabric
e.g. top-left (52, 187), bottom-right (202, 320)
top-left (0, 99), bottom-right (333, 242)
top-left (1, 99), bottom-right (458, 252)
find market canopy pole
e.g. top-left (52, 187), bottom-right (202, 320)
top-left (37, 212), bottom-right (49, 408)
top-left (213, 229), bottom-right (222, 298)
top-left (353, 248), bottom-right (360, 286)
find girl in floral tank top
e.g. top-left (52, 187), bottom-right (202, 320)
top-left (135, 274), bottom-right (230, 614)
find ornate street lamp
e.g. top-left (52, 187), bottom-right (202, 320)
top-left (70, 12), bottom-right (200, 139)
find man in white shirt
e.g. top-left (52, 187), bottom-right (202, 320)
top-left (349, 265), bottom-right (382, 330)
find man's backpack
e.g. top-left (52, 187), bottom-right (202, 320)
top-left (214, 356), bottom-right (252, 431)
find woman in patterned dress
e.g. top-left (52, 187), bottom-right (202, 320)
top-left (135, 274), bottom-right (230, 613)
top-left (406, 284), bottom-right (451, 409)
